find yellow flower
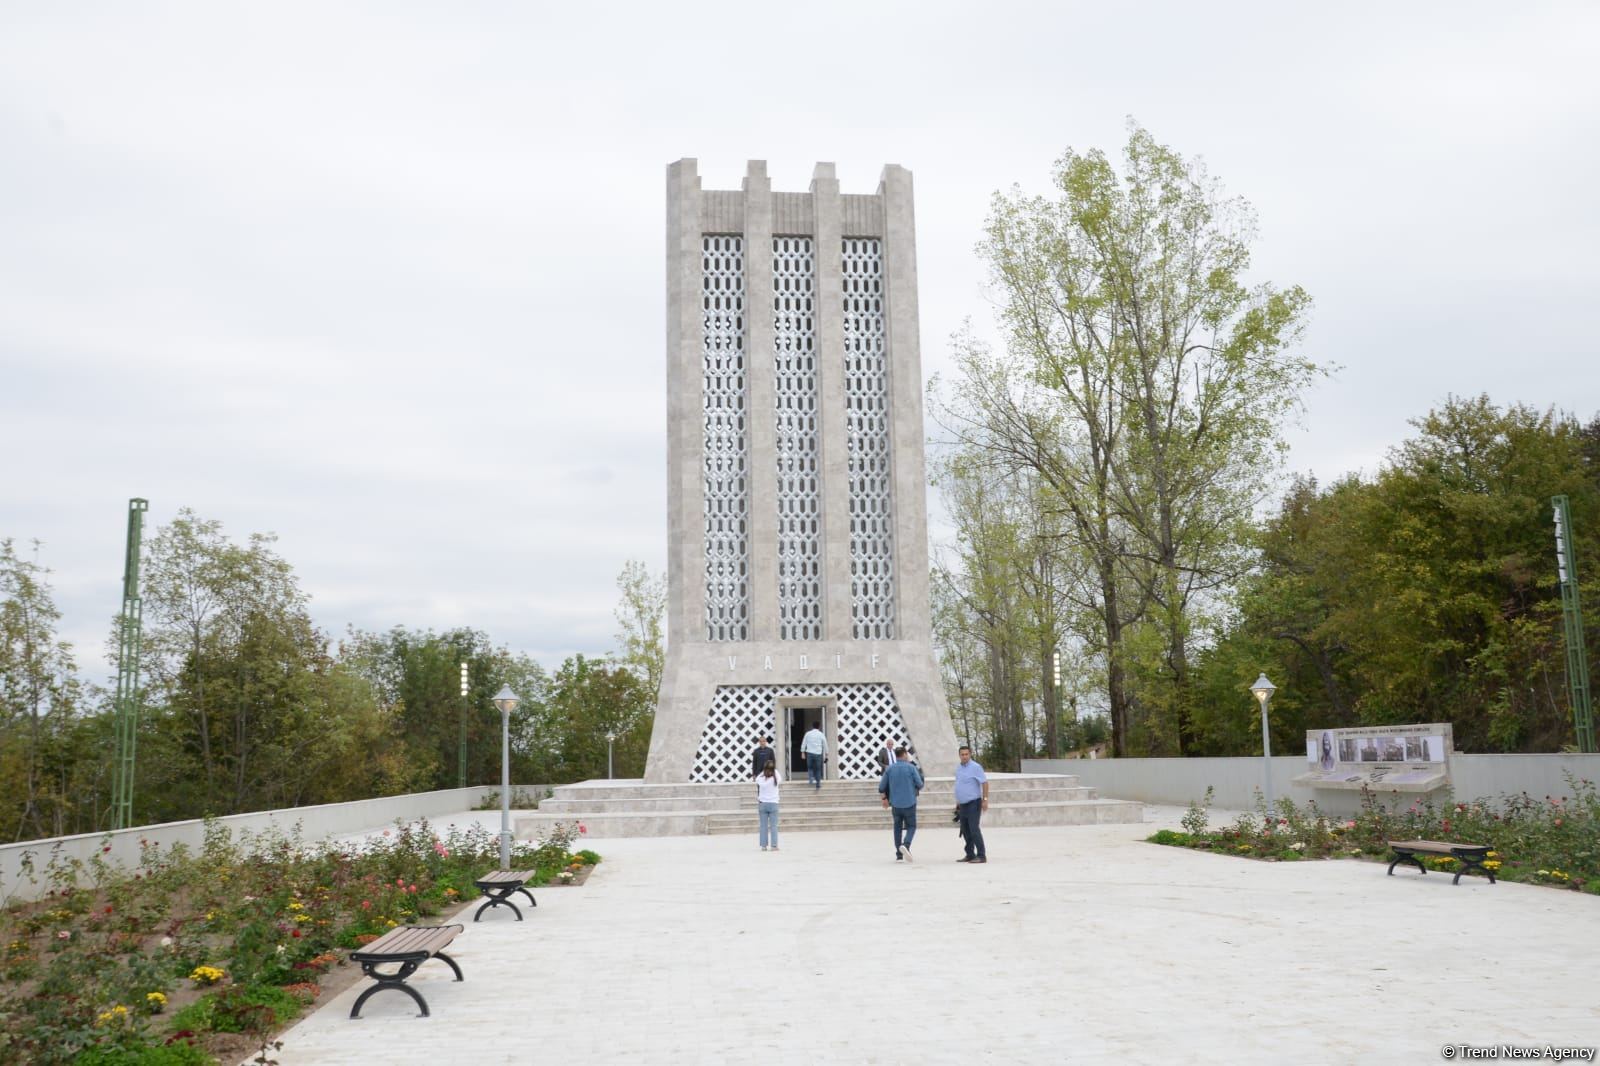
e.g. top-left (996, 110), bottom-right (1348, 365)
top-left (1483, 860), bottom-right (1502, 870)
top-left (385, 919), bottom-right (398, 928)
top-left (189, 965), bottom-right (226, 986)
top-left (96, 1005), bottom-right (130, 1025)
top-left (294, 914), bottom-right (310, 923)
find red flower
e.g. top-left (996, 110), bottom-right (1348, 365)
top-left (291, 929), bottom-right (301, 938)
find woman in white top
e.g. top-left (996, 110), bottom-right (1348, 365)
top-left (755, 758), bottom-right (781, 851)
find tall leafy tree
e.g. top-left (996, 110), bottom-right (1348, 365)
top-left (612, 560), bottom-right (666, 704)
top-left (1195, 397), bottom-right (1600, 754)
top-left (339, 626), bottom-right (548, 790)
top-left (986, 122), bottom-right (1320, 753)
top-left (539, 655), bottom-right (652, 780)
top-left (0, 540), bottom-right (86, 839)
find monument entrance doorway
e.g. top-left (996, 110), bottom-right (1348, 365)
top-left (785, 706), bottom-right (818, 774)
top-left (778, 696), bottom-right (835, 780)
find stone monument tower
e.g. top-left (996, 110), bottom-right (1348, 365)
top-left (645, 159), bottom-right (959, 784)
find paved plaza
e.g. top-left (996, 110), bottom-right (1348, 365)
top-left (276, 808), bottom-right (1598, 1065)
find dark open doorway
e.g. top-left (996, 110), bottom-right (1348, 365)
top-left (786, 705), bottom-right (824, 775)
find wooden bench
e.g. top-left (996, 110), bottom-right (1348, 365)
top-left (1386, 839), bottom-right (1496, 885)
top-left (348, 924), bottom-right (464, 1018)
top-left (473, 869), bottom-right (538, 922)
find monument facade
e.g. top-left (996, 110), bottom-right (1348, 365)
top-left (645, 159), bottom-right (960, 784)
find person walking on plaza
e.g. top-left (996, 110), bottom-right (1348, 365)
top-left (751, 735), bottom-right (775, 779)
top-left (878, 746), bottom-right (924, 861)
top-left (801, 721), bottom-right (827, 789)
top-left (755, 758), bottom-right (781, 851)
top-left (954, 745), bottom-right (989, 863)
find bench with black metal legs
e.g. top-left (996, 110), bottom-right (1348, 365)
top-left (473, 869), bottom-right (537, 921)
top-left (1386, 840), bottom-right (1496, 885)
top-left (348, 924), bottom-right (464, 1018)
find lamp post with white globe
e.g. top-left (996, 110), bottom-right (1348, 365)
top-left (492, 685), bottom-right (520, 870)
top-left (1250, 674), bottom-right (1276, 818)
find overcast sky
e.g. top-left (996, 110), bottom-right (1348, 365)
top-left (3, 2), bottom-right (1597, 679)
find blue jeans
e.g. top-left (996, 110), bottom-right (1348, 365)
top-left (759, 802), bottom-right (779, 848)
top-left (806, 752), bottom-right (823, 788)
top-left (958, 798), bottom-right (986, 859)
top-left (892, 806), bottom-right (918, 852)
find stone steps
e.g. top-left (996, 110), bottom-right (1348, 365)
top-left (704, 798), bottom-right (1141, 834)
top-left (539, 783), bottom-right (1099, 815)
top-left (513, 773), bottom-right (1143, 839)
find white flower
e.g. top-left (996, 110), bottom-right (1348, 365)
top-left (275, 945), bottom-right (286, 954)
top-left (1289, 842), bottom-right (1305, 851)
top-left (159, 936), bottom-right (174, 948)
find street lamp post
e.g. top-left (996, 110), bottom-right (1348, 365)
top-left (1250, 674), bottom-right (1276, 818)
top-left (605, 731), bottom-right (616, 780)
top-left (492, 685), bottom-right (520, 870)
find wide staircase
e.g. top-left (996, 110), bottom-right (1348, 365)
top-left (514, 772), bottom-right (1141, 839)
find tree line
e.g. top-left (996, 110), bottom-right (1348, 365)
top-left (0, 516), bottom-right (665, 842)
top-left (930, 123), bottom-right (1599, 767)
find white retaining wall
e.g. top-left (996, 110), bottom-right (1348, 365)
top-left (0, 785), bottom-right (550, 905)
top-left (1021, 754), bottom-right (1600, 817)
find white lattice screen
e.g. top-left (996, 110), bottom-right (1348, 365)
top-left (772, 236), bottom-right (822, 641)
top-left (841, 238), bottom-right (896, 640)
top-left (690, 683), bottom-right (911, 782)
top-left (703, 234), bottom-right (749, 642)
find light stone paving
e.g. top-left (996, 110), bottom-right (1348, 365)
top-left (274, 808), bottom-right (1599, 1065)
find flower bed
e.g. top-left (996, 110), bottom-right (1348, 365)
top-left (0, 819), bottom-right (599, 1064)
top-left (1148, 777), bottom-right (1600, 892)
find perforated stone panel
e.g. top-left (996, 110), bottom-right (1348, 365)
top-left (690, 683), bottom-right (911, 782)
top-left (703, 234), bottom-right (749, 642)
top-left (772, 236), bottom-right (822, 641)
top-left (841, 238), bottom-right (896, 640)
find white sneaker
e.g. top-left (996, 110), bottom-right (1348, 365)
top-left (760, 845), bottom-right (767, 851)
top-left (902, 847), bottom-right (913, 862)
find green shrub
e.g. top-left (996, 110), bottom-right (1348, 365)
top-left (73, 1041), bottom-right (211, 1065)
top-left (173, 984), bottom-right (304, 1035)
top-left (1146, 772), bottom-right (1598, 889)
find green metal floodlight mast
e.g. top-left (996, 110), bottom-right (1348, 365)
top-left (1553, 495), bottom-right (1595, 753)
top-left (111, 498), bottom-right (149, 829)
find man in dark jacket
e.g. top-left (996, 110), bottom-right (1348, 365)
top-left (751, 736), bottom-right (774, 778)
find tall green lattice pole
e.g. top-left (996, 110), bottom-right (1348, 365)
top-left (1553, 495), bottom-right (1596, 753)
top-left (111, 498), bottom-right (149, 829)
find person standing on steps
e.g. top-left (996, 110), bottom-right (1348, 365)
top-left (751, 735), bottom-right (775, 779)
top-left (875, 737), bottom-right (896, 773)
top-left (878, 746), bottom-right (924, 861)
top-left (755, 758), bottom-right (781, 851)
top-left (953, 745), bottom-right (988, 864)
top-left (801, 721), bottom-right (827, 790)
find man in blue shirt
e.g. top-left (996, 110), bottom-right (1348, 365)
top-left (877, 746), bottom-right (924, 861)
top-left (954, 745), bottom-right (988, 863)
top-left (800, 723), bottom-right (827, 789)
